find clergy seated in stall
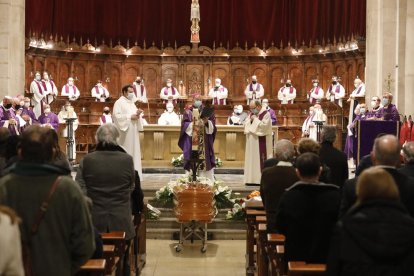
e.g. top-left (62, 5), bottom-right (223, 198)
top-left (58, 101), bottom-right (78, 160)
top-left (61, 77), bottom-right (80, 101)
top-left (244, 75), bottom-right (264, 104)
top-left (277, 79), bottom-right (296, 104)
top-left (0, 96), bottom-right (20, 135)
top-left (38, 104), bottom-right (59, 131)
top-left (29, 71), bottom-right (46, 119)
top-left (347, 76), bottom-right (366, 123)
top-left (209, 78), bottom-right (228, 105)
top-left (41, 71), bottom-right (58, 105)
top-left (367, 96), bottom-right (382, 119)
top-left (302, 106), bottom-right (317, 141)
top-left (99, 106), bottom-right (113, 125)
top-left (377, 92), bottom-right (400, 121)
top-left (326, 76), bottom-right (346, 108)
top-left (178, 94), bottom-right (216, 180)
top-left (113, 85), bottom-right (144, 179)
top-left (262, 99), bottom-right (277, 125)
top-left (327, 167), bottom-right (414, 275)
top-left (132, 76), bottom-right (148, 103)
top-left (260, 139), bottom-right (298, 233)
top-left (158, 103), bottom-right (181, 126)
top-left (21, 97), bottom-right (38, 125)
top-left (227, 105), bottom-right (247, 125)
top-left (160, 79), bottom-right (180, 105)
top-left (275, 153), bottom-right (340, 263)
top-left (308, 79), bottom-right (325, 104)
top-left (244, 100), bottom-right (273, 185)
top-left (91, 80), bottom-right (109, 102)
top-left (344, 104), bottom-right (368, 168)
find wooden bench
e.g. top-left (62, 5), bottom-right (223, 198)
top-left (132, 209), bottom-right (147, 274)
top-left (288, 261), bottom-right (326, 276)
top-left (103, 244), bottom-right (118, 276)
top-left (101, 231), bottom-right (126, 276)
top-left (257, 223), bottom-right (269, 276)
top-left (76, 259), bottom-right (106, 276)
top-left (246, 209), bottom-right (266, 275)
top-left (266, 233), bottom-right (286, 275)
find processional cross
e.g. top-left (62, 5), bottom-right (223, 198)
top-left (384, 73), bottom-right (394, 92)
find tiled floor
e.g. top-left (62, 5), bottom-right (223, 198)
top-left (140, 239), bottom-right (246, 276)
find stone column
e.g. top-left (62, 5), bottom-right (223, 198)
top-left (366, 0), bottom-right (414, 116)
top-left (0, 0), bottom-right (25, 99)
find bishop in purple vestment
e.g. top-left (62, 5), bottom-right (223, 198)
top-left (38, 104), bottom-right (59, 131)
top-left (378, 93), bottom-right (400, 122)
top-left (178, 96), bottom-right (216, 179)
top-left (0, 96), bottom-right (20, 135)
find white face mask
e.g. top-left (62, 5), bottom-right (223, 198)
top-left (43, 74), bottom-right (49, 80)
top-left (68, 80), bottom-right (74, 86)
top-left (313, 83), bottom-right (318, 87)
top-left (215, 82), bottom-right (220, 87)
top-left (127, 92), bottom-right (135, 100)
top-left (167, 83), bottom-right (172, 87)
top-left (262, 102), bottom-right (269, 108)
top-left (35, 75), bottom-right (41, 81)
top-left (44, 108), bottom-right (51, 113)
top-left (167, 107), bottom-right (174, 113)
top-left (24, 102), bottom-right (30, 108)
top-left (360, 108), bottom-right (366, 114)
top-left (371, 101), bottom-right (377, 108)
top-left (309, 110), bottom-right (314, 115)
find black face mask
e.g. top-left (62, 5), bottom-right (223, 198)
top-left (4, 104), bottom-right (12, 109)
top-left (252, 81), bottom-right (257, 84)
top-left (136, 80), bottom-right (141, 84)
top-left (14, 105), bottom-right (21, 110)
top-left (286, 83), bottom-right (291, 87)
top-left (332, 81), bottom-right (337, 85)
top-left (104, 111), bottom-right (110, 114)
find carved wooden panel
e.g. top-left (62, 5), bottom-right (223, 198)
top-left (305, 65), bottom-right (318, 96)
top-left (109, 65), bottom-right (121, 98)
top-left (270, 66), bottom-right (285, 101)
top-left (162, 65), bottom-right (178, 85)
top-left (288, 64), bottom-right (303, 98)
top-left (212, 66), bottom-right (229, 94)
top-left (186, 65), bottom-right (203, 96)
top-left (232, 67), bottom-right (248, 100)
top-left (74, 63), bottom-right (86, 96)
top-left (321, 63), bottom-right (334, 91)
top-left (90, 64), bottom-right (103, 87)
top-left (143, 66), bottom-right (158, 99)
top-left (252, 66), bottom-right (267, 97)
top-left (58, 62), bottom-right (70, 92)
top-left (125, 65), bottom-right (139, 85)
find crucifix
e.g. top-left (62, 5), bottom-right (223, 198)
top-left (384, 73), bottom-right (394, 92)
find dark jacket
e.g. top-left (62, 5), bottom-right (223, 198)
top-left (355, 154), bottom-right (373, 176)
top-left (398, 162), bottom-right (414, 178)
top-left (260, 164), bottom-right (299, 233)
top-left (319, 141), bottom-right (349, 187)
top-left (275, 181), bottom-right (340, 263)
top-left (0, 162), bottom-right (95, 276)
top-left (76, 145), bottom-right (136, 240)
top-left (340, 167), bottom-right (414, 218)
top-left (327, 200), bottom-right (414, 276)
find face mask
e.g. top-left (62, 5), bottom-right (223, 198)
top-left (64, 106), bottom-right (70, 111)
top-left (313, 83), bottom-right (318, 87)
top-left (252, 80), bottom-right (257, 84)
top-left (360, 108), bottom-right (366, 114)
top-left (167, 107), bottom-right (174, 113)
top-left (14, 105), bottom-right (21, 110)
top-left (97, 83), bottom-right (102, 87)
top-left (35, 75), bottom-right (41, 81)
top-left (167, 83), bottom-right (172, 87)
top-left (262, 102), bottom-right (269, 108)
top-left (286, 83), bottom-right (291, 87)
top-left (136, 80), bottom-right (141, 84)
top-left (194, 100), bottom-right (202, 108)
top-left (215, 82), bottom-right (220, 87)
top-left (354, 83), bottom-right (358, 88)
top-left (4, 103), bottom-right (12, 109)
top-left (44, 75), bottom-right (49, 80)
top-left (332, 81), bottom-right (337, 85)
top-left (309, 110), bottom-right (314, 115)
top-left (44, 108), bottom-right (51, 113)
top-left (233, 109), bottom-right (239, 115)
top-left (251, 108), bottom-right (259, 115)
top-left (127, 92), bottom-right (135, 100)
top-left (104, 110), bottom-right (110, 114)
top-left (24, 102), bottom-right (30, 108)
top-left (371, 101), bottom-right (377, 108)
top-left (68, 81), bottom-right (74, 86)
top-left (382, 98), bottom-right (389, 106)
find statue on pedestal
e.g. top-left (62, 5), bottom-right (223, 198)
top-left (190, 0), bottom-right (200, 44)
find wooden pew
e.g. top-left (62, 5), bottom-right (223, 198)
top-left (132, 209), bottom-right (147, 275)
top-left (288, 261), bottom-right (326, 276)
top-left (245, 209), bottom-right (266, 275)
top-left (76, 259), bottom-right (106, 276)
top-left (267, 233), bottom-right (286, 276)
top-left (103, 244), bottom-right (117, 276)
top-left (257, 223), bottom-right (269, 276)
top-left (101, 231), bottom-right (126, 276)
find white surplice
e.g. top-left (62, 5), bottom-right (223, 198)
top-left (113, 96), bottom-right (144, 179)
top-left (157, 111), bottom-right (181, 126)
top-left (30, 80), bottom-right (45, 119)
top-left (243, 107), bottom-right (273, 185)
top-left (301, 114), bottom-right (317, 141)
top-left (58, 110), bottom-right (78, 160)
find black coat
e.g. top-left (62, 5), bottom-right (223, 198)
top-left (340, 167), bottom-right (414, 218)
top-left (398, 162), bottom-right (414, 178)
top-left (275, 181), bottom-right (340, 263)
top-left (319, 141), bottom-right (349, 187)
top-left (355, 154), bottom-right (373, 176)
top-left (327, 200), bottom-right (414, 276)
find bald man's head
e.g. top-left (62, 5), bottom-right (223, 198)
top-left (372, 135), bottom-right (400, 167)
top-left (402, 142), bottom-right (414, 163)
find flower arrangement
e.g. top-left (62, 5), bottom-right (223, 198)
top-left (171, 154), bottom-right (223, 168)
top-left (145, 204), bottom-right (161, 220)
top-left (225, 191), bottom-right (262, 221)
top-left (151, 175), bottom-right (234, 209)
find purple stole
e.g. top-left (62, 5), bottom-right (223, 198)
top-left (329, 85), bottom-right (341, 105)
top-left (257, 110), bottom-right (268, 171)
top-left (355, 86), bottom-right (362, 95)
top-left (35, 81), bottom-right (44, 95)
top-left (65, 85), bottom-right (78, 97)
top-left (303, 115), bottom-right (314, 137)
top-left (1, 106), bottom-right (19, 135)
top-left (41, 80), bottom-right (56, 103)
top-left (163, 87), bottom-right (177, 104)
top-left (310, 87), bottom-right (321, 104)
top-left (213, 86), bottom-right (225, 105)
top-left (280, 86), bottom-right (294, 104)
top-left (101, 115), bottom-right (106, 123)
top-left (133, 84), bottom-right (144, 97)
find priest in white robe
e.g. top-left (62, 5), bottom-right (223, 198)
top-left (209, 78), bottom-right (228, 105)
top-left (132, 77), bottom-right (148, 103)
top-left (41, 72), bottom-right (58, 105)
top-left (113, 85), bottom-right (144, 178)
top-left (58, 101), bottom-right (78, 160)
top-left (29, 72), bottom-right (45, 118)
top-left (301, 106), bottom-right (317, 140)
top-left (347, 77), bottom-right (366, 123)
top-left (91, 80), bottom-right (109, 102)
top-left (244, 75), bottom-right (264, 104)
top-left (158, 103), bottom-right (181, 125)
top-left (307, 79), bottom-right (324, 104)
top-left (160, 79), bottom-right (180, 104)
top-left (99, 106), bottom-right (113, 125)
top-left (277, 79), bottom-right (296, 104)
top-left (61, 77), bottom-right (80, 101)
top-left (326, 76), bottom-right (345, 108)
top-left (243, 100), bottom-right (273, 185)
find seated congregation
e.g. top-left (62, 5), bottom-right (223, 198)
top-left (251, 127), bottom-right (414, 275)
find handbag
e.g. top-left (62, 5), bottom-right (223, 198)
top-left (22, 176), bottom-right (61, 276)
